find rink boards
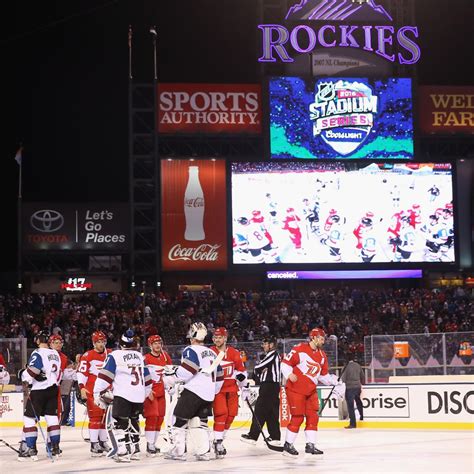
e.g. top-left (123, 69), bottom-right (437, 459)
top-left (1, 382), bottom-right (472, 429)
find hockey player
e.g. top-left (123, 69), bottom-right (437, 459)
top-left (282, 208), bottom-right (303, 253)
top-left (163, 322), bottom-right (224, 461)
top-left (143, 334), bottom-right (172, 457)
top-left (407, 204), bottom-right (422, 229)
top-left (93, 329), bottom-right (152, 463)
top-left (77, 331), bottom-right (112, 456)
top-left (0, 352), bottom-right (10, 386)
top-left (18, 330), bottom-right (62, 461)
top-left (393, 216), bottom-right (418, 262)
top-left (353, 212), bottom-right (375, 250)
top-left (48, 335), bottom-right (68, 424)
top-left (235, 217), bottom-right (280, 263)
top-left (250, 210), bottom-right (274, 246)
top-left (321, 214), bottom-right (344, 261)
top-left (281, 328), bottom-right (345, 458)
top-left (211, 327), bottom-right (248, 458)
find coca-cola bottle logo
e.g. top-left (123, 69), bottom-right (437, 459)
top-left (185, 197), bottom-right (205, 208)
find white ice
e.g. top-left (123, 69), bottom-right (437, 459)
top-left (0, 427), bottom-right (472, 473)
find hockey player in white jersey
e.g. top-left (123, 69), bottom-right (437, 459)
top-left (163, 322), bottom-right (224, 461)
top-left (93, 329), bottom-right (152, 463)
top-left (18, 330), bottom-right (61, 461)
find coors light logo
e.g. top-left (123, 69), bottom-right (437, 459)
top-left (158, 83), bottom-right (262, 134)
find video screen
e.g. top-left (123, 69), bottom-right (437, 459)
top-left (269, 76), bottom-right (414, 159)
top-left (231, 162), bottom-right (454, 265)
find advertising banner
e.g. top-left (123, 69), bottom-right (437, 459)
top-left (22, 203), bottom-right (129, 252)
top-left (158, 83), bottom-right (262, 134)
top-left (161, 160), bottom-right (227, 271)
top-left (418, 86), bottom-right (474, 135)
top-left (269, 76), bottom-right (414, 159)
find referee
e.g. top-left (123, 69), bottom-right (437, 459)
top-left (241, 336), bottom-right (281, 445)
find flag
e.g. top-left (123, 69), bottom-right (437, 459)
top-left (14, 146), bottom-right (23, 166)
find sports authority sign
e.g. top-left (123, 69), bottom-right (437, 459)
top-left (158, 84), bottom-right (262, 134)
top-left (161, 160), bottom-right (227, 271)
top-left (418, 86), bottom-right (474, 135)
top-left (259, 0), bottom-right (421, 66)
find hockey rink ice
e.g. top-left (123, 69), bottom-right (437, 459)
top-left (1, 427), bottom-right (472, 473)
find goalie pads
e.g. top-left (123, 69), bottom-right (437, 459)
top-left (188, 417), bottom-right (211, 457)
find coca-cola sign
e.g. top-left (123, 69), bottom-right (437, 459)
top-left (161, 160), bottom-right (228, 271)
top-left (158, 84), bottom-right (262, 134)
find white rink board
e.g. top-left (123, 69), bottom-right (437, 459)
top-left (1, 383), bottom-right (472, 429)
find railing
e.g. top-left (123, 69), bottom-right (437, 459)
top-left (364, 331), bottom-right (474, 383)
top-left (0, 338), bottom-right (27, 385)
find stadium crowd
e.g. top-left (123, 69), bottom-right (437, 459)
top-left (0, 286), bottom-right (472, 362)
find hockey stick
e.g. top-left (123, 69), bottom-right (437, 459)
top-left (245, 399), bottom-right (284, 452)
top-left (201, 350), bottom-right (225, 374)
top-left (319, 362), bottom-right (348, 416)
top-left (25, 390), bottom-right (54, 462)
top-left (0, 438), bottom-right (21, 453)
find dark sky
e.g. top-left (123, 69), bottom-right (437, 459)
top-left (0, 0), bottom-right (473, 273)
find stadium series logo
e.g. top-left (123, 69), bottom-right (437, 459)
top-left (258, 0), bottom-right (421, 65)
top-left (310, 79), bottom-right (377, 155)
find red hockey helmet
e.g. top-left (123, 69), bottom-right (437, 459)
top-left (309, 328), bottom-right (326, 339)
top-left (92, 331), bottom-right (107, 343)
top-left (286, 207), bottom-right (295, 213)
top-left (148, 334), bottom-right (163, 346)
top-left (252, 210), bottom-right (261, 217)
top-left (49, 334), bottom-right (63, 344)
top-left (214, 327), bottom-right (228, 337)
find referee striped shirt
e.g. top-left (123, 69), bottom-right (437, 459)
top-left (253, 350), bottom-right (281, 384)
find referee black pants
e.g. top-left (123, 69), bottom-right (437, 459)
top-left (249, 383), bottom-right (281, 441)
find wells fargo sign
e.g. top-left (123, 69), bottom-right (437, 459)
top-left (418, 86), bottom-right (474, 135)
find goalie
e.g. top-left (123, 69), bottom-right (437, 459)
top-left (162, 322), bottom-right (224, 461)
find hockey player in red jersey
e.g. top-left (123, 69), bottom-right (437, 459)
top-left (77, 331), bottom-right (112, 456)
top-left (143, 334), bottom-right (172, 457)
top-left (282, 208), bottom-right (303, 252)
top-left (281, 328), bottom-right (345, 457)
top-left (211, 327), bottom-right (248, 458)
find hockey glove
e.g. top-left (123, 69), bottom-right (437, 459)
top-left (94, 390), bottom-right (114, 409)
top-left (331, 381), bottom-right (346, 401)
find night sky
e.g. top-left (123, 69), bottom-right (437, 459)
top-left (0, 0), bottom-right (473, 273)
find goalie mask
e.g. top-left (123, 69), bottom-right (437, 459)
top-left (120, 329), bottom-right (137, 348)
top-left (187, 322), bottom-right (207, 341)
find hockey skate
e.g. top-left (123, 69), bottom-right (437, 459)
top-left (51, 443), bottom-right (62, 458)
top-left (99, 440), bottom-right (111, 452)
top-left (17, 445), bottom-right (38, 462)
top-left (240, 433), bottom-right (257, 445)
top-left (90, 441), bottom-right (104, 457)
top-left (194, 450), bottom-right (211, 461)
top-left (146, 442), bottom-right (158, 457)
top-left (114, 451), bottom-right (131, 463)
top-left (282, 441), bottom-right (299, 457)
top-left (305, 443), bottom-right (323, 455)
top-left (213, 440), bottom-right (226, 459)
top-left (267, 437), bottom-right (282, 447)
top-left (130, 444), bottom-right (141, 460)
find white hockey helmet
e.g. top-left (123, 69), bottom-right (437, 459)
top-left (187, 322), bottom-right (207, 341)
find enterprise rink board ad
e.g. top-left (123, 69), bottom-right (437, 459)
top-left (231, 162), bottom-right (454, 265)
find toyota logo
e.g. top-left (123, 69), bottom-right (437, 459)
top-left (30, 210), bottom-right (64, 233)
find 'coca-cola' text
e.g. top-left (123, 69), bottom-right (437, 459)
top-left (185, 197), bottom-right (205, 207)
top-left (168, 243), bottom-right (221, 261)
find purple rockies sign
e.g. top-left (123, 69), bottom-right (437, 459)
top-left (258, 0), bottom-right (421, 65)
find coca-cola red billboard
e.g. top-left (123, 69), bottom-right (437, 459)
top-left (158, 83), bottom-right (262, 134)
top-left (161, 160), bottom-right (227, 271)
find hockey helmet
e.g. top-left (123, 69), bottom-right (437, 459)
top-left (309, 328), bottom-right (326, 339)
top-left (361, 217), bottom-right (373, 226)
top-left (331, 214), bottom-right (341, 223)
top-left (262, 335), bottom-right (277, 345)
top-left (252, 210), bottom-right (261, 217)
top-left (148, 334), bottom-right (163, 346)
top-left (429, 214), bottom-right (438, 221)
top-left (120, 329), bottom-right (137, 348)
top-left (214, 327), bottom-right (228, 338)
top-left (286, 207), bottom-right (295, 213)
top-left (187, 322), bottom-right (208, 341)
top-left (400, 215), bottom-right (410, 223)
top-left (237, 217), bottom-right (249, 226)
top-left (365, 211), bottom-right (375, 218)
top-left (92, 331), bottom-right (107, 343)
top-left (49, 334), bottom-right (63, 344)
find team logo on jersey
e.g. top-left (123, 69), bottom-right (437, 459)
top-left (304, 360), bottom-right (322, 377)
top-left (309, 80), bottom-right (378, 155)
